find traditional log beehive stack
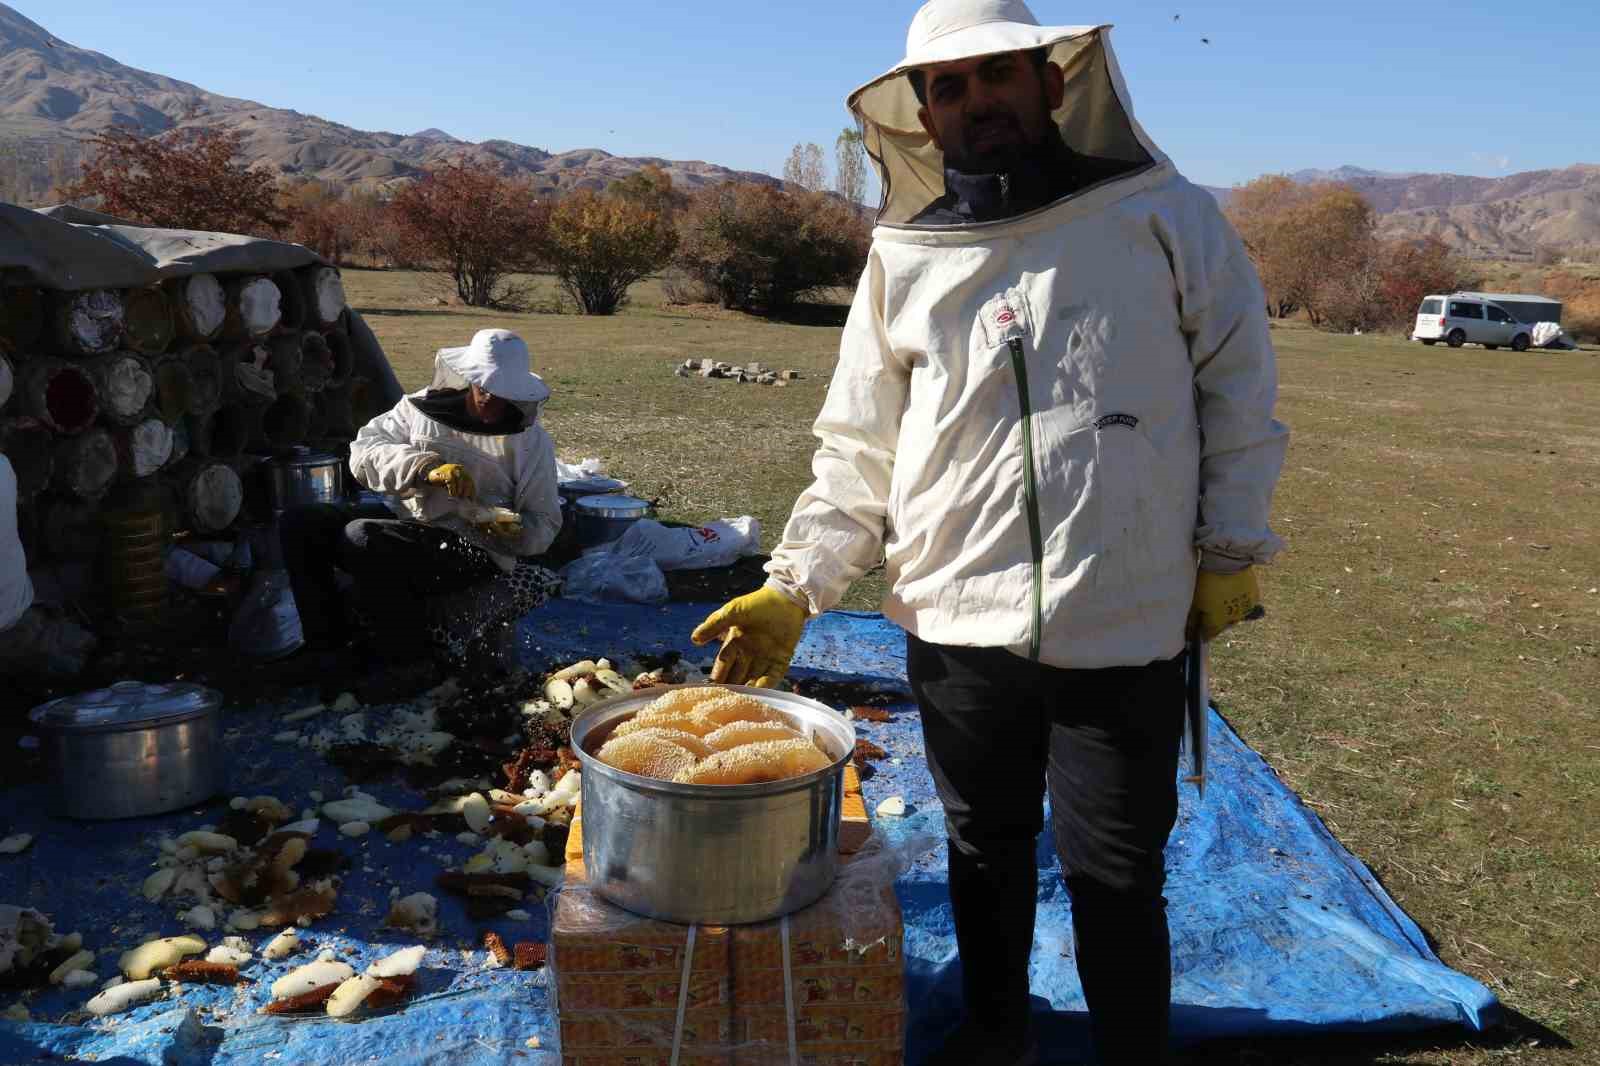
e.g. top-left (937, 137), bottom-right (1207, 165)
top-left (0, 264), bottom-right (384, 607)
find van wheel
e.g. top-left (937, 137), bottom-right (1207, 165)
top-left (1512, 333), bottom-right (1531, 352)
top-left (1446, 329), bottom-right (1466, 348)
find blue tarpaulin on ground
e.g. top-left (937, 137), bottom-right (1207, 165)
top-left (0, 601), bottom-right (1498, 1064)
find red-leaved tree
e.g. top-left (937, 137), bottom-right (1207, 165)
top-left (62, 127), bottom-right (286, 235)
top-left (389, 161), bottom-right (548, 307)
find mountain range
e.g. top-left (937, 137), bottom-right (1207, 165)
top-left (1, 2), bottom-right (1596, 259)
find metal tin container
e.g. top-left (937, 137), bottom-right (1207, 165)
top-left (263, 446), bottom-right (343, 512)
top-left (573, 493), bottom-right (650, 548)
top-left (557, 476), bottom-right (626, 506)
top-left (571, 685), bottom-right (856, 925)
top-left (29, 681), bottom-right (224, 820)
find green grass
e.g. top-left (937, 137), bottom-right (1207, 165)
top-left (348, 269), bottom-right (1600, 1064)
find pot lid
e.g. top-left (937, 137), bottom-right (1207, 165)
top-left (575, 494), bottom-right (650, 518)
top-left (30, 680), bottom-right (221, 732)
top-left (559, 476), bottom-right (626, 496)
top-left (271, 445), bottom-right (340, 469)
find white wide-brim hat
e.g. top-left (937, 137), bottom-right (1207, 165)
top-left (434, 328), bottom-right (550, 404)
top-left (873, 0), bottom-right (1082, 77)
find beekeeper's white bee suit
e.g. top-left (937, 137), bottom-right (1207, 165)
top-left (693, 4), bottom-right (1288, 1065)
top-left (351, 329), bottom-right (563, 568)
top-left (765, 8), bottom-right (1288, 666)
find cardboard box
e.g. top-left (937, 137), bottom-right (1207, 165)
top-left (552, 813), bottom-right (904, 1066)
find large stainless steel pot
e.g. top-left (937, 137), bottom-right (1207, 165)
top-left (29, 681), bottom-right (224, 820)
top-left (264, 445), bottom-right (343, 512)
top-left (571, 685), bottom-right (856, 925)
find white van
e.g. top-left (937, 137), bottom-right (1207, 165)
top-left (1412, 292), bottom-right (1561, 351)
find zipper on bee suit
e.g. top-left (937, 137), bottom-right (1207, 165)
top-left (1007, 336), bottom-right (1044, 661)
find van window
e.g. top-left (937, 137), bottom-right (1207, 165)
top-left (1448, 301), bottom-right (1484, 319)
top-left (1420, 298), bottom-right (1443, 315)
top-left (1486, 305), bottom-right (1512, 323)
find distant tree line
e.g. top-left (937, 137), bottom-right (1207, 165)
top-left (51, 126), bottom-right (874, 317)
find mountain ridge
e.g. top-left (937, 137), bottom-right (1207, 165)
top-left (1, 2), bottom-right (1595, 258)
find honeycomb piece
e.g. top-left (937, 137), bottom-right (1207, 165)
top-left (623, 727), bottom-right (712, 758)
top-left (692, 693), bottom-right (785, 728)
top-left (596, 733), bottom-right (700, 781)
top-left (635, 686), bottom-right (726, 720)
top-left (702, 720), bottom-right (803, 753)
top-left (611, 711), bottom-right (718, 739)
top-left (673, 739), bottom-right (832, 786)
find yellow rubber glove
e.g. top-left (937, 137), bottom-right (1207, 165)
top-left (1188, 568), bottom-right (1265, 641)
top-left (426, 463), bottom-right (476, 500)
top-left (691, 586), bottom-right (808, 688)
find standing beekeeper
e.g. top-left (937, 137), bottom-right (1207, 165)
top-left (691, 3), bottom-right (1288, 1063)
top-left (280, 328), bottom-right (562, 676)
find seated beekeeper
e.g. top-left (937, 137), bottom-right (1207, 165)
top-left (690, 3), bottom-right (1288, 1064)
top-left (280, 328), bottom-right (562, 671)
top-left (0, 455), bottom-right (98, 678)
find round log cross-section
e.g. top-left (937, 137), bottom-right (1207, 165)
top-left (54, 426), bottom-right (119, 498)
top-left (24, 358), bottom-right (99, 434)
top-left (170, 459), bottom-right (244, 533)
top-left (53, 289), bottom-right (125, 356)
top-left (115, 418), bottom-right (174, 479)
top-left (299, 266), bottom-right (347, 328)
top-left (84, 351), bottom-right (155, 426)
top-left (169, 273), bottom-right (226, 342)
top-left (152, 356), bottom-right (197, 424)
top-left (123, 287), bottom-right (176, 355)
top-left (225, 276), bottom-right (283, 339)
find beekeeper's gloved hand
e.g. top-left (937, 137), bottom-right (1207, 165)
top-left (426, 463), bottom-right (476, 500)
top-left (692, 585), bottom-right (808, 688)
top-left (1188, 567), bottom-right (1265, 641)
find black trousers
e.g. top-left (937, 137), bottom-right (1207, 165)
top-left (279, 502), bottom-right (500, 653)
top-left (906, 634), bottom-right (1185, 1066)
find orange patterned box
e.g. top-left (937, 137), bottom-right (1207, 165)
top-left (553, 851), bottom-right (905, 1065)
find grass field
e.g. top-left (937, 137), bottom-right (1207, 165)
top-left (348, 268), bottom-right (1599, 1064)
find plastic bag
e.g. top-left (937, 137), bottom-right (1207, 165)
top-left (555, 457), bottom-right (606, 481)
top-left (559, 553), bottom-right (668, 605)
top-left (1531, 321), bottom-right (1575, 349)
top-left (228, 568), bottom-right (303, 659)
top-left (607, 517), bottom-right (761, 571)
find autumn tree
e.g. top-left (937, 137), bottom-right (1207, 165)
top-left (62, 127), bottom-right (286, 235)
top-left (782, 143), bottom-right (827, 191)
top-left (608, 164), bottom-right (685, 219)
top-left (835, 127), bottom-right (867, 205)
top-left (1226, 176), bottom-right (1376, 326)
top-left (390, 161), bottom-right (547, 307)
top-left (676, 183), bottom-right (870, 315)
top-left (280, 180), bottom-right (358, 264)
top-left (540, 189), bottom-right (678, 315)
top-left (1377, 237), bottom-right (1469, 326)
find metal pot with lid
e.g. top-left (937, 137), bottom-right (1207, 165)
top-left (264, 445), bottom-right (345, 512)
top-left (573, 494), bottom-right (652, 548)
top-left (30, 681), bottom-right (225, 820)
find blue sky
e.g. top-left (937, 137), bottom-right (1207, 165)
top-left (27, 0), bottom-right (1597, 189)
